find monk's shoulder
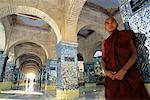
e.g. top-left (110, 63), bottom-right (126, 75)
top-left (119, 30), bottom-right (134, 41)
top-left (119, 30), bottom-right (133, 36)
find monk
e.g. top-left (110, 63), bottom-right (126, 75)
top-left (102, 17), bottom-right (149, 99)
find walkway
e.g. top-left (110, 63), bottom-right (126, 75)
top-left (0, 85), bottom-right (105, 100)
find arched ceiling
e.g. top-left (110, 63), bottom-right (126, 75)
top-left (17, 53), bottom-right (42, 68)
top-left (2, 14), bottom-right (57, 59)
top-left (7, 42), bottom-right (46, 66)
top-left (0, 6), bottom-right (61, 43)
top-left (21, 64), bottom-right (39, 75)
top-left (11, 14), bottom-right (51, 31)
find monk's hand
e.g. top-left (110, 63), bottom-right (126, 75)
top-left (112, 69), bottom-right (127, 80)
top-left (105, 71), bottom-right (116, 79)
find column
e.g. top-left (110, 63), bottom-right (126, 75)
top-left (119, 1), bottom-right (150, 82)
top-left (41, 66), bottom-right (45, 91)
top-left (84, 62), bottom-right (96, 87)
top-left (43, 61), bottom-right (51, 91)
top-left (46, 59), bottom-right (57, 91)
top-left (0, 53), bottom-right (9, 82)
top-left (0, 53), bottom-right (6, 82)
top-left (56, 41), bottom-right (79, 99)
top-left (11, 65), bottom-right (16, 82)
top-left (3, 62), bottom-right (15, 82)
top-left (39, 68), bottom-right (42, 90)
top-left (49, 60), bottom-right (57, 84)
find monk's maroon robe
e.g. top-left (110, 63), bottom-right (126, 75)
top-left (102, 30), bottom-right (149, 99)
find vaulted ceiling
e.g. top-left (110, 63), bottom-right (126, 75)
top-left (10, 14), bottom-right (51, 31)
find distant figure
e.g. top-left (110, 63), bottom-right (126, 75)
top-left (102, 17), bottom-right (149, 99)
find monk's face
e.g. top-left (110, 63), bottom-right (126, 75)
top-left (104, 18), bottom-right (118, 33)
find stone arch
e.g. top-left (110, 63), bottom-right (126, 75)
top-left (77, 24), bottom-right (107, 39)
top-left (6, 40), bottom-right (48, 60)
top-left (77, 24), bottom-right (105, 62)
top-left (64, 0), bottom-right (87, 41)
top-left (21, 62), bottom-right (39, 75)
top-left (0, 21), bottom-right (6, 51)
top-left (66, 0), bottom-right (87, 25)
top-left (91, 41), bottom-right (102, 57)
top-left (86, 41), bottom-right (102, 62)
top-left (0, 6), bottom-right (61, 43)
top-left (15, 53), bottom-right (42, 67)
top-left (77, 24), bottom-right (98, 34)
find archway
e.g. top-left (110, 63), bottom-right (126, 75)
top-left (6, 40), bottom-right (48, 61)
top-left (77, 24), bottom-right (105, 85)
top-left (7, 42), bottom-right (47, 92)
top-left (0, 6), bottom-right (61, 43)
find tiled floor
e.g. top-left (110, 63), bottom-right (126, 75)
top-left (79, 85), bottom-right (105, 100)
top-left (0, 85), bottom-right (105, 100)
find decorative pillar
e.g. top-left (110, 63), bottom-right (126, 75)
top-left (11, 65), bottom-right (16, 82)
top-left (84, 62), bottom-right (95, 83)
top-left (45, 59), bottom-right (57, 91)
top-left (13, 68), bottom-right (20, 89)
top-left (0, 53), bottom-right (9, 82)
top-left (56, 41), bottom-right (79, 99)
top-left (119, 0), bottom-right (150, 82)
top-left (39, 68), bottom-right (42, 90)
top-left (84, 62), bottom-right (96, 87)
top-left (44, 61), bottom-right (49, 91)
top-left (48, 59), bottom-right (57, 84)
top-left (41, 66), bottom-right (46, 91)
top-left (12, 65), bottom-right (16, 84)
top-left (0, 53), bottom-right (6, 82)
top-left (4, 62), bottom-right (15, 82)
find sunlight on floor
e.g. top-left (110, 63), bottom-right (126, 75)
top-left (1, 90), bottom-right (43, 95)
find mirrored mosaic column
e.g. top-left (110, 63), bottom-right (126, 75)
top-left (84, 62), bottom-right (96, 87)
top-left (0, 53), bottom-right (6, 82)
top-left (119, 0), bottom-right (150, 82)
top-left (84, 62), bottom-right (95, 83)
top-left (0, 53), bottom-right (9, 82)
top-left (43, 60), bottom-right (57, 91)
top-left (44, 60), bottom-right (50, 91)
top-left (3, 62), bottom-right (15, 82)
top-left (56, 41), bottom-right (79, 99)
top-left (49, 60), bottom-right (57, 83)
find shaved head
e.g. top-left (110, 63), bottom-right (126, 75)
top-left (105, 17), bottom-right (117, 24)
top-left (104, 17), bottom-right (118, 34)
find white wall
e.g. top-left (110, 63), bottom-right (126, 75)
top-left (0, 22), bottom-right (5, 51)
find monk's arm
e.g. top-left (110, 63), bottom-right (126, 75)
top-left (102, 41), bottom-right (115, 78)
top-left (113, 39), bottom-right (137, 80)
top-left (121, 39), bottom-right (137, 71)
